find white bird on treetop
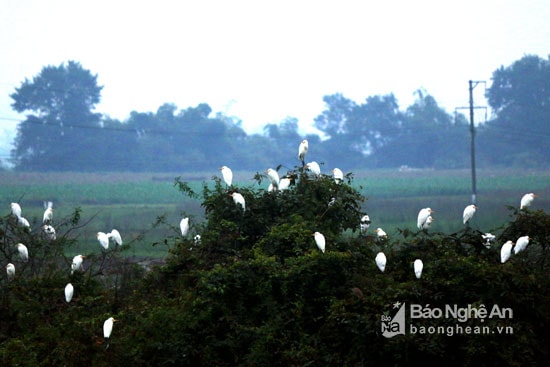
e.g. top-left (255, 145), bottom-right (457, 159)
top-left (71, 255), bottom-right (85, 274)
top-left (266, 168), bottom-right (280, 190)
top-left (360, 215), bottom-right (371, 235)
top-left (376, 228), bottom-right (387, 238)
top-left (298, 139), bottom-right (308, 163)
top-left (278, 177), bottom-right (293, 191)
top-left (463, 204), bottom-right (477, 224)
top-left (6, 263), bottom-right (15, 280)
top-left (16, 243), bottom-right (28, 262)
top-left (180, 217), bottom-right (190, 237)
top-left (109, 229), bottom-right (122, 246)
top-left (423, 216), bottom-right (434, 230)
top-left (514, 236), bottom-right (530, 255)
top-left (42, 224), bottom-right (56, 240)
top-left (220, 166), bottom-right (233, 187)
top-left (97, 232), bottom-right (110, 250)
top-left (65, 283), bottom-right (74, 303)
top-left (43, 201), bottom-right (53, 224)
top-left (417, 208), bottom-right (433, 230)
top-left (500, 241), bottom-right (514, 263)
top-left (520, 193), bottom-right (537, 209)
top-left (375, 252), bottom-right (387, 272)
top-left (305, 161), bottom-right (321, 176)
top-left (18, 216), bottom-right (30, 228)
top-left (11, 203), bottom-right (22, 218)
top-left (414, 259), bottom-right (423, 279)
top-left (313, 232), bottom-right (326, 253)
top-left (103, 317), bottom-right (118, 339)
top-left (231, 192), bottom-right (246, 212)
top-left (332, 168), bottom-right (344, 184)
top-left (482, 233), bottom-right (496, 248)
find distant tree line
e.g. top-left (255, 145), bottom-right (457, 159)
top-left (7, 55), bottom-right (550, 172)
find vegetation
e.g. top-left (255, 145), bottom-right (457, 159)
top-left (7, 55), bottom-right (550, 172)
top-left (1, 166), bottom-right (549, 366)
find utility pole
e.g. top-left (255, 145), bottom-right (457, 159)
top-left (456, 80), bottom-right (486, 205)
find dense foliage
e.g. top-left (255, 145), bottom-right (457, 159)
top-left (1, 167), bottom-right (549, 366)
top-left (7, 55), bottom-right (550, 171)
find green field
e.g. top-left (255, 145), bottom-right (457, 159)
top-left (1, 169), bottom-right (548, 257)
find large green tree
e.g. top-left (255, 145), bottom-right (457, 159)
top-left (479, 54), bottom-right (550, 167)
top-left (10, 61), bottom-right (103, 170)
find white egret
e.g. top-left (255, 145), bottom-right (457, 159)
top-left (97, 232), bottom-right (110, 250)
top-left (42, 224), bottom-right (56, 240)
top-left (231, 192), bottom-right (246, 212)
top-left (220, 166), bottom-right (233, 187)
top-left (375, 252), bottom-right (387, 272)
top-left (6, 263), bottom-right (15, 280)
top-left (500, 241), bottom-right (514, 263)
top-left (514, 236), bottom-right (530, 255)
top-left (43, 201), bottom-right (54, 223)
top-left (376, 228), bottom-right (387, 238)
top-left (360, 215), bottom-right (370, 235)
top-left (520, 193), bottom-right (537, 209)
top-left (18, 216), bottom-right (30, 228)
top-left (298, 139), bottom-right (308, 163)
top-left (278, 177), bottom-right (293, 191)
top-left (266, 168), bottom-right (280, 190)
top-left (482, 233), bottom-right (496, 248)
top-left (71, 255), bottom-right (85, 274)
top-left (422, 216), bottom-right (434, 230)
top-left (332, 168), bottom-right (344, 184)
top-left (16, 243), bottom-right (28, 262)
top-left (194, 234), bottom-right (201, 245)
top-left (65, 283), bottom-right (74, 303)
top-left (305, 161), bottom-right (321, 176)
top-left (463, 204), bottom-right (477, 224)
top-left (313, 232), bottom-right (326, 253)
top-left (11, 203), bottom-right (22, 218)
top-left (414, 259), bottom-right (423, 279)
top-left (103, 317), bottom-right (117, 339)
top-left (180, 217), bottom-right (190, 237)
top-left (417, 208), bottom-right (433, 230)
top-left (109, 229), bottom-right (123, 246)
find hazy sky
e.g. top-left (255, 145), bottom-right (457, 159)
top-left (1, 0), bottom-right (549, 159)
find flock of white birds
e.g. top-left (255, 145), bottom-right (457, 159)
top-left (4, 139), bottom-right (539, 342)
top-left (6, 200), bottom-right (120, 341)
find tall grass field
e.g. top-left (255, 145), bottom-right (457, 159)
top-left (1, 169), bottom-right (548, 257)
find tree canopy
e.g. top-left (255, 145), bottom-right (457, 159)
top-left (8, 55), bottom-right (550, 171)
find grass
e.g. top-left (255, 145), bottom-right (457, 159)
top-left (1, 169), bottom-right (548, 257)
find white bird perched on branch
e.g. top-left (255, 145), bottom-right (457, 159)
top-left (97, 232), bottom-right (110, 250)
top-left (103, 317), bottom-right (117, 339)
top-left (414, 259), bottom-right (423, 279)
top-left (482, 233), bottom-right (496, 248)
top-left (220, 166), bottom-right (233, 187)
top-left (71, 255), bottom-right (85, 274)
top-left (417, 208), bottom-right (433, 230)
top-left (514, 236), bottom-right (530, 255)
top-left (298, 139), bottom-right (308, 164)
top-left (231, 192), bottom-right (246, 212)
top-left (11, 202), bottom-right (22, 218)
top-left (500, 241), bottom-right (514, 263)
top-left (65, 283), bottom-right (74, 303)
top-left (180, 217), bottom-right (189, 237)
top-left (360, 215), bottom-right (371, 236)
top-left (375, 252), bottom-right (387, 272)
top-left (18, 216), bottom-right (30, 229)
top-left (109, 229), bottom-right (122, 246)
top-left (43, 201), bottom-right (54, 224)
top-left (42, 224), bottom-right (56, 240)
top-left (6, 263), bottom-right (15, 280)
top-left (463, 204), bottom-right (477, 224)
top-left (313, 232), bottom-right (326, 253)
top-left (332, 168), bottom-right (344, 184)
top-left (305, 161), bottom-right (321, 176)
top-left (520, 193), bottom-right (537, 209)
top-left (278, 177), bottom-right (293, 191)
top-left (376, 228), bottom-right (387, 239)
top-left (266, 168), bottom-right (280, 191)
top-left (16, 243), bottom-right (28, 262)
